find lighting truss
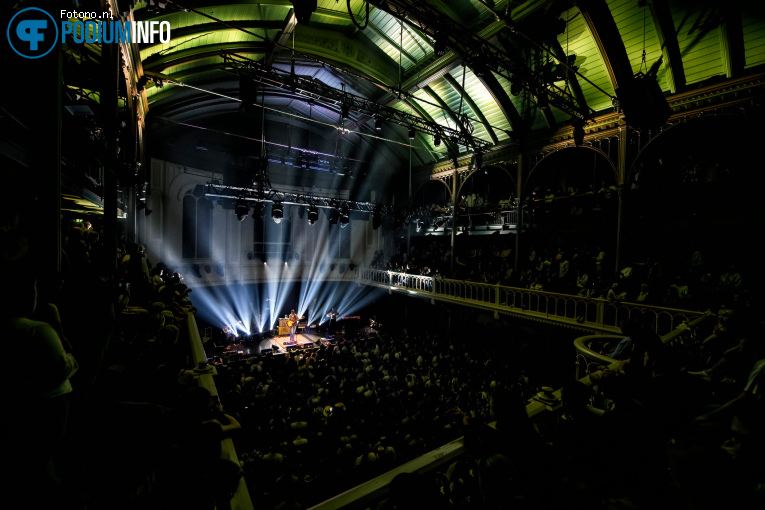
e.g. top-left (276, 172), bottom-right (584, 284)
top-left (368, 0), bottom-right (596, 120)
top-left (204, 183), bottom-right (380, 213)
top-left (222, 53), bottom-right (493, 150)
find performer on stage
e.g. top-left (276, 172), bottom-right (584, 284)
top-left (326, 307), bottom-right (338, 338)
top-left (288, 309), bottom-right (299, 342)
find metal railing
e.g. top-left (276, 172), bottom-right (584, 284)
top-left (187, 314), bottom-right (254, 510)
top-left (573, 311), bottom-right (716, 379)
top-left (361, 268), bottom-right (707, 335)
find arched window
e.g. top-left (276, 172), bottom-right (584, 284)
top-left (182, 193), bottom-right (213, 259)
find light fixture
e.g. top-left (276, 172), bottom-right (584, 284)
top-left (434, 133), bottom-right (442, 147)
top-left (339, 203), bottom-right (350, 228)
top-left (235, 198), bottom-right (248, 221)
top-left (408, 127), bottom-right (416, 140)
top-left (271, 201), bottom-right (283, 224)
top-left (308, 204), bottom-right (319, 226)
top-left (341, 102), bottom-right (350, 120)
top-left (573, 121), bottom-right (585, 146)
top-left (474, 151), bottom-right (483, 170)
top-left (375, 117), bottom-right (383, 131)
top-left (372, 207), bottom-right (382, 230)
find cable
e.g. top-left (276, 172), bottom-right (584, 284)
top-left (348, 0), bottom-right (369, 30)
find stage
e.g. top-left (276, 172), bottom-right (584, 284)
top-left (211, 322), bottom-right (379, 360)
top-left (273, 333), bottom-right (322, 350)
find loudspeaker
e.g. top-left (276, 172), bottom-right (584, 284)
top-left (616, 72), bottom-right (671, 130)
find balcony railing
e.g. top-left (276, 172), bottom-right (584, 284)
top-left (187, 314), bottom-right (254, 510)
top-left (360, 268), bottom-right (706, 335)
top-left (573, 311), bottom-right (716, 379)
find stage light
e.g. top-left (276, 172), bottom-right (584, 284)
top-left (408, 127), bottom-right (416, 140)
top-left (235, 199), bottom-right (248, 221)
top-left (434, 133), bottom-right (442, 147)
top-left (307, 204), bottom-right (319, 226)
top-left (339, 203), bottom-right (350, 228)
top-left (374, 117), bottom-right (383, 131)
top-left (474, 152), bottom-right (483, 170)
top-left (329, 208), bottom-right (340, 225)
top-left (271, 201), bottom-right (283, 224)
top-left (372, 208), bottom-right (382, 230)
top-left (341, 102), bottom-right (350, 120)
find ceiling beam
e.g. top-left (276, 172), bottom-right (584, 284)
top-left (473, 71), bottom-right (524, 138)
top-left (577, 0), bottom-right (634, 94)
top-left (442, 73), bottom-right (499, 144)
top-left (264, 10), bottom-right (297, 69)
top-left (367, 22), bottom-right (418, 66)
top-left (646, 0), bottom-right (686, 93)
top-left (143, 42), bottom-right (267, 71)
top-left (719, 5), bottom-right (745, 79)
top-left (423, 84), bottom-right (498, 150)
top-left (135, 0), bottom-right (292, 22)
top-left (138, 20), bottom-right (285, 51)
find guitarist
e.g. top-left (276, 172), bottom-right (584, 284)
top-left (326, 307), bottom-right (338, 338)
top-left (288, 309), bottom-right (300, 342)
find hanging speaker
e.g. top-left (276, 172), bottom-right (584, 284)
top-left (616, 72), bottom-right (671, 130)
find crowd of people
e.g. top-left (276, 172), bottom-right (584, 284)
top-left (2, 212), bottom-right (762, 510)
top-left (1, 216), bottom-right (242, 509)
top-left (205, 302), bottom-right (765, 509)
top-left (211, 329), bottom-right (537, 508)
top-left (373, 234), bottom-right (747, 313)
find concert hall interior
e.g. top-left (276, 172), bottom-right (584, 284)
top-left (4, 0), bottom-right (765, 508)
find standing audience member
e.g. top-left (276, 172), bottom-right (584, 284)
top-left (0, 264), bottom-right (78, 499)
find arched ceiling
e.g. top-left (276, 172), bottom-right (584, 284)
top-left (134, 0), bottom-right (765, 194)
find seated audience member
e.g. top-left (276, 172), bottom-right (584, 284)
top-left (695, 321), bottom-right (765, 423)
top-left (608, 318), bottom-right (640, 360)
top-left (606, 283), bottom-right (627, 302)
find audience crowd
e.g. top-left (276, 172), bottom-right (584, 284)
top-left (1, 216), bottom-right (242, 509)
top-left (2, 208), bottom-right (762, 510)
top-left (212, 330), bottom-right (535, 508)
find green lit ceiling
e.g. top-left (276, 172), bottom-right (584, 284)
top-left (132, 0), bottom-right (765, 167)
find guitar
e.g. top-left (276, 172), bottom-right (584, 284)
top-left (287, 316), bottom-right (304, 327)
